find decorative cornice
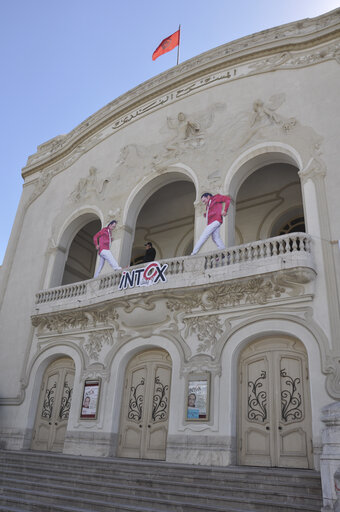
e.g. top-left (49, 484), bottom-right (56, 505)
top-left (22, 9), bottom-right (340, 179)
top-left (166, 269), bottom-right (315, 314)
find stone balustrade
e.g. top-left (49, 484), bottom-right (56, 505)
top-left (34, 233), bottom-right (315, 313)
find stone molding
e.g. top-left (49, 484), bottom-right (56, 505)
top-left (32, 267), bottom-right (315, 336)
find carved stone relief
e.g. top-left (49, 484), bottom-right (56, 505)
top-left (69, 167), bottom-right (110, 202)
top-left (163, 104), bottom-right (225, 157)
top-left (83, 329), bottom-right (115, 362)
top-left (165, 271), bottom-right (315, 319)
top-left (31, 305), bottom-right (119, 335)
top-left (325, 356), bottom-right (340, 399)
top-left (183, 314), bottom-right (224, 353)
top-left (115, 103), bottom-right (225, 174)
top-left (211, 93), bottom-right (322, 161)
top-left (180, 354), bottom-right (222, 377)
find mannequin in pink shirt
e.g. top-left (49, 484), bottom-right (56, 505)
top-left (93, 220), bottom-right (122, 277)
top-left (191, 192), bottom-right (231, 255)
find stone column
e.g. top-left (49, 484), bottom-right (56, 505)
top-left (320, 401), bottom-right (340, 511)
top-left (226, 197), bottom-right (235, 248)
top-left (117, 223), bottom-right (134, 268)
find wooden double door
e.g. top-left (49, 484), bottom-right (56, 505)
top-left (239, 337), bottom-right (313, 468)
top-left (118, 349), bottom-right (172, 460)
top-left (31, 357), bottom-right (74, 452)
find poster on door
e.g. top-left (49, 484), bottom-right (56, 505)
top-left (80, 379), bottom-right (101, 419)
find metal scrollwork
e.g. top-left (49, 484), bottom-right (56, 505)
top-left (152, 376), bottom-right (169, 422)
top-left (248, 371), bottom-right (267, 422)
top-left (280, 369), bottom-right (303, 422)
top-left (41, 381), bottom-right (57, 419)
top-left (128, 378), bottom-right (145, 421)
top-left (59, 380), bottom-right (73, 420)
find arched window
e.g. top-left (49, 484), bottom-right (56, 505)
top-left (278, 217), bottom-right (305, 235)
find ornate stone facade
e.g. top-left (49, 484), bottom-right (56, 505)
top-left (1, 8), bottom-right (340, 510)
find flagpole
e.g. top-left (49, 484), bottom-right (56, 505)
top-left (177, 24), bottom-right (181, 65)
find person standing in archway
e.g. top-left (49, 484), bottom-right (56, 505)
top-left (93, 220), bottom-right (122, 277)
top-left (143, 242), bottom-right (156, 263)
top-left (191, 192), bottom-right (231, 255)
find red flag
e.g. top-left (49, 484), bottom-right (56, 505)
top-left (152, 29), bottom-right (180, 61)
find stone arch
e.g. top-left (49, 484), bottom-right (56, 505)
top-left (48, 208), bottom-right (103, 287)
top-left (218, 315), bottom-right (330, 452)
top-left (235, 333), bottom-right (313, 468)
top-left (120, 165), bottom-right (198, 266)
top-left (105, 336), bottom-right (182, 445)
top-left (106, 337), bottom-right (180, 459)
top-left (22, 344), bottom-right (82, 450)
top-left (223, 143), bottom-right (303, 246)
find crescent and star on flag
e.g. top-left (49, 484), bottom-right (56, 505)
top-left (152, 25), bottom-right (181, 64)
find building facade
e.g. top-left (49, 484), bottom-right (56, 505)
top-left (1, 9), bottom-right (340, 510)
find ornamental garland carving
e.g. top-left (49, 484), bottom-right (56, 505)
top-left (83, 329), bottom-right (115, 361)
top-left (166, 270), bottom-right (314, 317)
top-left (183, 314), bottom-right (224, 353)
top-left (204, 277), bottom-right (284, 309)
top-left (166, 294), bottom-right (204, 314)
top-left (31, 305), bottom-right (118, 334)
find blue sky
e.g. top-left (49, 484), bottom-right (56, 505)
top-left (1, 0), bottom-right (338, 264)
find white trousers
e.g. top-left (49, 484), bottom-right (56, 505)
top-left (191, 220), bottom-right (225, 255)
top-left (94, 249), bottom-right (121, 277)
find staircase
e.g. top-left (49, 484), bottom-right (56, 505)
top-left (0, 450), bottom-right (322, 512)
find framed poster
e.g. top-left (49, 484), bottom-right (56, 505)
top-left (80, 379), bottom-right (101, 420)
top-left (186, 374), bottom-right (210, 421)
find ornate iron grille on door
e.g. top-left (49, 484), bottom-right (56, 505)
top-left (280, 368), bottom-right (303, 422)
top-left (247, 370), bottom-right (267, 422)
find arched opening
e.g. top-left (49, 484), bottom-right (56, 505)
top-left (121, 171), bottom-right (197, 267)
top-left (61, 219), bottom-right (101, 284)
top-left (31, 356), bottom-right (75, 453)
top-left (237, 336), bottom-right (313, 468)
top-left (117, 348), bottom-right (172, 460)
top-left (131, 180), bottom-right (195, 264)
top-left (235, 163), bottom-right (304, 245)
top-left (50, 212), bottom-right (101, 287)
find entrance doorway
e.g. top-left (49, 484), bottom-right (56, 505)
top-left (238, 337), bottom-right (313, 468)
top-left (31, 357), bottom-right (75, 452)
top-left (118, 349), bottom-right (172, 460)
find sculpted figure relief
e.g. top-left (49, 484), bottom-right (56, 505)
top-left (70, 167), bottom-right (109, 202)
top-left (165, 104), bottom-right (224, 157)
top-left (213, 94), bottom-right (298, 154)
top-left (116, 103), bottom-right (225, 174)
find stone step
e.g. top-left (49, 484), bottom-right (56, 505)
top-left (0, 481), bottom-right (322, 512)
top-left (0, 494), bottom-right (186, 512)
top-left (0, 450), bottom-right (323, 512)
top-left (0, 462), bottom-right (323, 498)
top-left (0, 450), bottom-right (321, 489)
top-left (0, 473), bottom-right (323, 510)
top-left (0, 470), bottom-right (322, 506)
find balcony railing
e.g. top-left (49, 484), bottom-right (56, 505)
top-left (34, 233), bottom-right (315, 311)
